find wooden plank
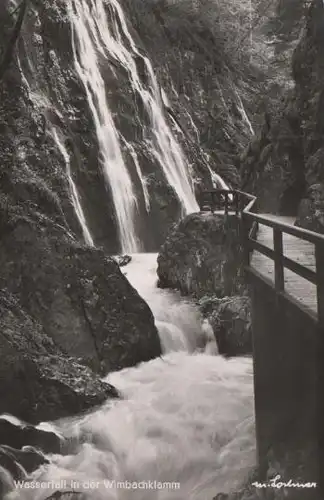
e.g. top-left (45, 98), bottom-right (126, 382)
top-left (199, 191), bottom-right (321, 315)
top-left (250, 219), bottom-right (318, 314)
top-left (249, 232), bottom-right (317, 284)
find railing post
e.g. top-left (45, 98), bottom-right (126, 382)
top-left (242, 214), bottom-right (250, 267)
top-left (273, 228), bottom-right (284, 292)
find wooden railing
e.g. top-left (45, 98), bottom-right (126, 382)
top-left (201, 189), bottom-right (324, 489)
top-left (198, 189), bottom-right (240, 215)
top-left (199, 189), bottom-right (324, 324)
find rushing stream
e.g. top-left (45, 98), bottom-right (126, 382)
top-left (4, 255), bottom-right (255, 500)
top-left (5, 2), bottom-right (255, 496)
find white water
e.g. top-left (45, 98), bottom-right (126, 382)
top-left (69, 0), bottom-right (140, 253)
top-left (122, 254), bottom-right (217, 354)
top-left (4, 255), bottom-right (255, 500)
top-left (51, 128), bottom-right (94, 247)
top-left (99, 0), bottom-right (198, 215)
top-left (68, 0), bottom-right (198, 252)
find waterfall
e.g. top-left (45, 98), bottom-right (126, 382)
top-left (95, 0), bottom-right (198, 215)
top-left (68, 0), bottom-right (199, 252)
top-left (69, 0), bottom-right (140, 253)
top-left (4, 255), bottom-right (255, 500)
top-left (50, 128), bottom-right (94, 247)
top-left (207, 164), bottom-right (230, 191)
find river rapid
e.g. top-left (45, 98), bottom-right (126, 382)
top-left (4, 254), bottom-right (255, 500)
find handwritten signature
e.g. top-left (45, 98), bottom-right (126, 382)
top-left (252, 475), bottom-right (317, 489)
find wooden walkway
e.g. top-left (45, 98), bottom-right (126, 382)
top-left (250, 215), bottom-right (318, 315)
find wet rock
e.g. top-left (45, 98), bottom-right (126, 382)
top-left (143, 171), bottom-right (183, 250)
top-left (295, 183), bottom-right (324, 234)
top-left (0, 447), bottom-right (25, 480)
top-left (0, 351), bottom-right (119, 425)
top-left (0, 418), bottom-right (60, 454)
top-left (199, 296), bottom-right (252, 356)
top-left (0, 292), bottom-right (120, 424)
top-left (0, 221), bottom-right (161, 374)
top-left (157, 212), bottom-right (244, 298)
top-left (0, 445), bottom-right (48, 477)
top-left (157, 212), bottom-right (251, 355)
top-left (115, 254), bottom-right (132, 267)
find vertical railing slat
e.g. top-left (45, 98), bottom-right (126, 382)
top-left (234, 191), bottom-right (239, 215)
top-left (273, 228), bottom-right (284, 292)
top-left (242, 214), bottom-right (250, 267)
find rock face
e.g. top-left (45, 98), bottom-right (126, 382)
top-left (0, 290), bottom-right (120, 424)
top-left (0, 288), bottom-right (122, 488)
top-left (157, 212), bottom-right (244, 298)
top-left (157, 212), bottom-right (251, 355)
top-left (241, 0), bottom-right (324, 234)
top-left (0, 0), bottom-right (285, 255)
top-left (199, 296), bottom-right (252, 357)
top-left (0, 221), bottom-right (161, 374)
top-left (0, 419), bottom-right (60, 453)
top-left (0, 0), bottom-right (163, 435)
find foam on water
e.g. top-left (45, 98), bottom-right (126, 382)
top-left (4, 254), bottom-right (255, 500)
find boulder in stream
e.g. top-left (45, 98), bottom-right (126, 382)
top-left (157, 212), bottom-right (252, 355)
top-left (199, 296), bottom-right (252, 356)
top-left (0, 290), bottom-right (119, 424)
top-left (157, 212), bottom-right (244, 298)
top-left (0, 220), bottom-right (161, 374)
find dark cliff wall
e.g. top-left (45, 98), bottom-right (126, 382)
top-left (241, 0), bottom-right (324, 234)
top-left (0, 0), bottom-right (293, 254)
top-left (122, 0), bottom-right (275, 189)
top-left (0, 0), bottom-right (163, 422)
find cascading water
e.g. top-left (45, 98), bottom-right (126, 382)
top-left (106, 0), bottom-right (198, 215)
top-left (3, 3), bottom-right (255, 497)
top-left (50, 128), bottom-right (94, 247)
top-left (69, 0), bottom-right (140, 253)
top-left (121, 254), bottom-right (217, 354)
top-left (68, 0), bottom-right (199, 252)
top-left (3, 255), bottom-right (255, 500)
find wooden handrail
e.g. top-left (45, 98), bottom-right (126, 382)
top-left (199, 189), bottom-right (324, 322)
top-left (243, 211), bottom-right (324, 245)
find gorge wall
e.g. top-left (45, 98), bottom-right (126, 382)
top-left (0, 0), bottom-right (277, 403)
top-left (241, 0), bottom-right (324, 234)
top-left (0, 0), bottom-right (323, 498)
top-left (0, 0), bottom-right (277, 255)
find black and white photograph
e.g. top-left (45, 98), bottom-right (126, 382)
top-left (0, 0), bottom-right (323, 499)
